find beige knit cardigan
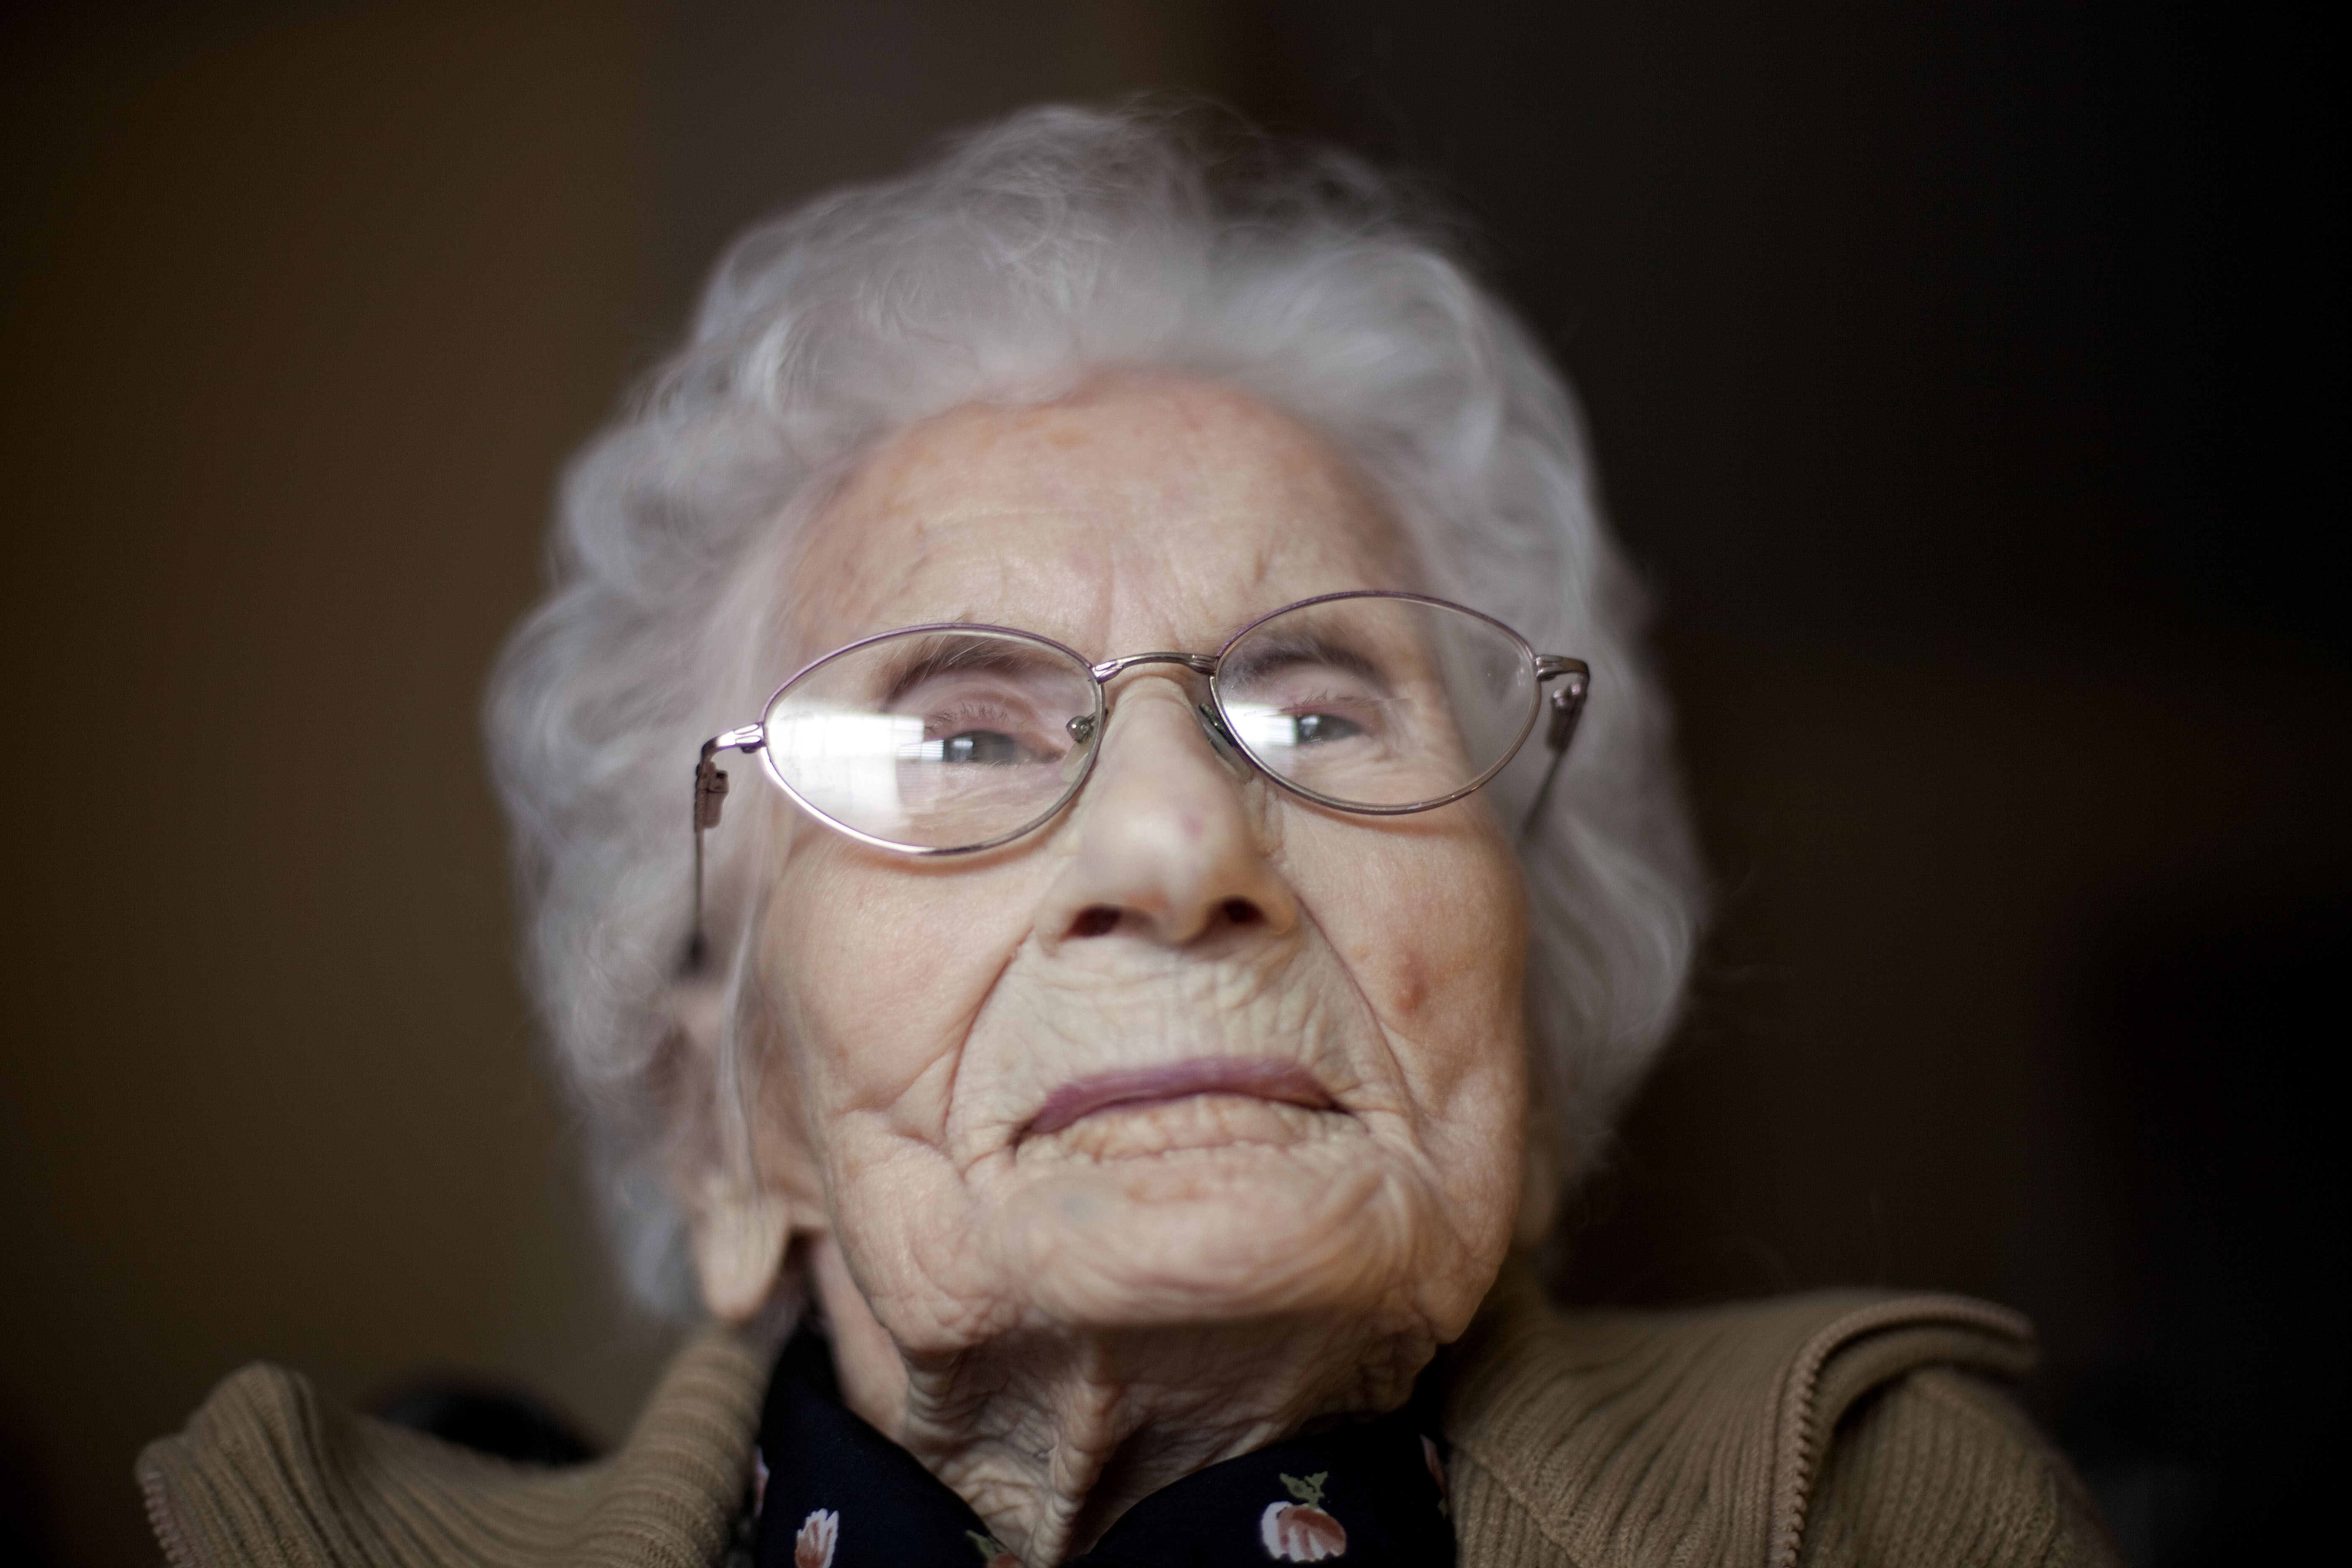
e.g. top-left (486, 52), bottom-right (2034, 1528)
top-left (138, 1268), bottom-right (2116, 1567)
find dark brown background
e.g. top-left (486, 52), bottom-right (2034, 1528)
top-left (2, 4), bottom-right (2339, 1565)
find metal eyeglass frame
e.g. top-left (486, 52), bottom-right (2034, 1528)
top-left (687, 590), bottom-right (1589, 962)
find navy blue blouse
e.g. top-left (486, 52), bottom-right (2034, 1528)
top-left (750, 1324), bottom-right (1456, 1567)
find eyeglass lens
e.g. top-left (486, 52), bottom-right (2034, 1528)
top-left (761, 628), bottom-right (1099, 851)
top-left (757, 597), bottom-right (1538, 852)
top-left (1215, 596), bottom-right (1536, 813)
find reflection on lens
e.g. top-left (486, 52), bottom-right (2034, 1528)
top-left (763, 711), bottom-right (928, 833)
top-left (1224, 707), bottom-right (1367, 752)
top-left (1215, 595), bottom-right (1537, 810)
top-left (761, 629), bottom-right (1099, 850)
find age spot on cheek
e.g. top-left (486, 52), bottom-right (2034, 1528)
top-left (1389, 949), bottom-right (1432, 1019)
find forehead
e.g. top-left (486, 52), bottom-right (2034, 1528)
top-left (789, 375), bottom-right (1413, 657)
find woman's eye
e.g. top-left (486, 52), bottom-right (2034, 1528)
top-left (1291, 712), bottom-right (1364, 745)
top-left (937, 729), bottom-right (1031, 764)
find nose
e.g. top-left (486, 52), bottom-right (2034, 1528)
top-left (1034, 678), bottom-right (1298, 951)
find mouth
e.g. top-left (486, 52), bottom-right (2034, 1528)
top-left (1025, 1057), bottom-right (1338, 1138)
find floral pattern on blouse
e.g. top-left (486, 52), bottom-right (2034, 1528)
top-left (1260, 1471), bottom-right (1348, 1560)
top-left (794, 1508), bottom-right (839, 1568)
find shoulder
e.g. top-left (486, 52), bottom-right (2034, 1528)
top-left (1800, 1365), bottom-right (2114, 1568)
top-left (137, 1328), bottom-right (767, 1568)
top-left (1442, 1266), bottom-right (2116, 1568)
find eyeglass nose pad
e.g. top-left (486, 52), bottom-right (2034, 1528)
top-left (1061, 712), bottom-right (1099, 784)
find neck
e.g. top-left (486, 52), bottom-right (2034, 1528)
top-left (810, 1245), bottom-right (1431, 1564)
top-left (909, 1321), bottom-right (1428, 1562)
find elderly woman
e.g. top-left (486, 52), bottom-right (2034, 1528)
top-left (141, 109), bottom-right (2113, 1568)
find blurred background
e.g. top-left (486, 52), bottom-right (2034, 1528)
top-left (1, 2), bottom-right (2339, 1563)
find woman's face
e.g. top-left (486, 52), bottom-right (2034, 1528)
top-left (753, 374), bottom-right (1529, 1364)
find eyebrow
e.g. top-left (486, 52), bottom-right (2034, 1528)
top-left (878, 635), bottom-right (1077, 707)
top-left (1218, 629), bottom-right (1392, 692)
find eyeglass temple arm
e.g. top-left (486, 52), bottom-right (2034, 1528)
top-left (689, 724), bottom-right (766, 970)
top-left (1522, 658), bottom-right (1591, 835)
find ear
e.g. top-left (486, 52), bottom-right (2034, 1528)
top-left (688, 1170), bottom-right (808, 1321)
top-left (669, 976), bottom-right (828, 1322)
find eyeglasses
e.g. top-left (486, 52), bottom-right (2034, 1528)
top-left (689, 591), bottom-right (1588, 951)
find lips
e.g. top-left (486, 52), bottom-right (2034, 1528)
top-left (1025, 1057), bottom-right (1337, 1137)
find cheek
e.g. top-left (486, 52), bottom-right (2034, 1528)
top-left (764, 839), bottom-right (1044, 1116)
top-left (1311, 819), bottom-right (1527, 1041)
top-left (1291, 811), bottom-right (1531, 1207)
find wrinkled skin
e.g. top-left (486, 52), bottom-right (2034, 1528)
top-left (707, 374), bottom-right (1530, 1563)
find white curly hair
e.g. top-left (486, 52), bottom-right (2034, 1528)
top-left (487, 103), bottom-right (1705, 1317)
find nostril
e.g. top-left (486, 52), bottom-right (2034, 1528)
top-left (1068, 906), bottom-right (1122, 939)
top-left (1220, 898), bottom-right (1263, 927)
